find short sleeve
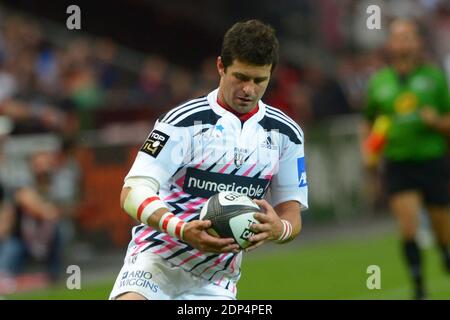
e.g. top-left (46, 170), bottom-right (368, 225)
top-left (269, 134), bottom-right (308, 210)
top-left (125, 120), bottom-right (190, 187)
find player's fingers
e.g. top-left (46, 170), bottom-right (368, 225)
top-left (253, 213), bottom-right (270, 223)
top-left (205, 242), bottom-right (240, 254)
top-left (249, 221), bottom-right (270, 233)
top-left (198, 241), bottom-right (237, 253)
top-left (253, 199), bottom-right (269, 211)
top-left (196, 220), bottom-right (212, 229)
top-left (220, 244), bottom-right (241, 253)
top-left (244, 240), bottom-right (266, 252)
top-left (253, 200), bottom-right (277, 217)
top-left (249, 231), bottom-right (269, 243)
top-left (202, 233), bottom-right (236, 247)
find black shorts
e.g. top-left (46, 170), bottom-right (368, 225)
top-left (383, 156), bottom-right (450, 206)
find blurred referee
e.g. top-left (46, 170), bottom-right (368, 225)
top-left (362, 19), bottom-right (450, 300)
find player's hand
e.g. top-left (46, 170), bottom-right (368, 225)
top-left (183, 220), bottom-right (240, 254)
top-left (244, 199), bottom-right (283, 252)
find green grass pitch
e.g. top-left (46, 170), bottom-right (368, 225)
top-left (6, 231), bottom-right (450, 300)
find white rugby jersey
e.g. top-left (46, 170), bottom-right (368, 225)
top-left (125, 88), bottom-right (308, 293)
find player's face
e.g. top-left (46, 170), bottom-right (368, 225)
top-left (387, 21), bottom-right (421, 59)
top-left (217, 57), bottom-right (271, 113)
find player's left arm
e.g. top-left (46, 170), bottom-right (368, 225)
top-left (245, 125), bottom-right (308, 252)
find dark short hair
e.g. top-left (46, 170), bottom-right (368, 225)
top-left (221, 19), bottom-right (279, 73)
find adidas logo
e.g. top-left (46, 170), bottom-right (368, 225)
top-left (261, 136), bottom-right (278, 150)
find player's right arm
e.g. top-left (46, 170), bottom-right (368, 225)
top-left (120, 186), bottom-right (238, 254)
top-left (120, 120), bottom-right (239, 254)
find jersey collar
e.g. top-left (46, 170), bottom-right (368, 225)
top-left (207, 88), bottom-right (266, 123)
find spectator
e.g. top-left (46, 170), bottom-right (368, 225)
top-left (136, 55), bottom-right (170, 109)
top-left (50, 138), bottom-right (82, 248)
top-left (0, 151), bottom-right (64, 281)
top-left (92, 38), bottom-right (120, 91)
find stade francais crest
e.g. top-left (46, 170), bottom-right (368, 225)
top-left (234, 147), bottom-right (247, 169)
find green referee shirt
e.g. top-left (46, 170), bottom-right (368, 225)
top-left (364, 64), bottom-right (450, 161)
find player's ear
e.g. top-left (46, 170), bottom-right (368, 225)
top-left (217, 56), bottom-right (226, 76)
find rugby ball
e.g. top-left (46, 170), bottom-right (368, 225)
top-left (199, 191), bottom-right (261, 249)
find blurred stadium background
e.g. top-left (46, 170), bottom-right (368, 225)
top-left (0, 0), bottom-right (449, 299)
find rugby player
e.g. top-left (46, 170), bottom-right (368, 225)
top-left (110, 19), bottom-right (308, 300)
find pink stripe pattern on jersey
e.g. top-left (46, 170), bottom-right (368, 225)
top-left (164, 190), bottom-right (187, 201)
top-left (183, 198), bottom-right (207, 214)
top-left (215, 275), bottom-right (225, 286)
top-left (200, 253), bottom-right (228, 275)
top-left (218, 157), bottom-right (234, 173)
top-left (153, 234), bottom-right (179, 254)
top-left (242, 163), bottom-right (257, 176)
top-left (175, 175), bottom-right (185, 188)
top-left (263, 165), bottom-right (277, 180)
top-left (177, 251), bottom-right (204, 267)
top-left (194, 153), bottom-right (211, 169)
top-left (131, 228), bottom-right (154, 255)
top-left (134, 227), bottom-right (153, 245)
